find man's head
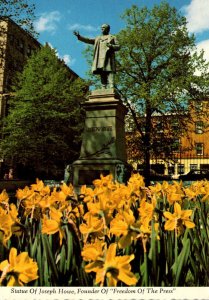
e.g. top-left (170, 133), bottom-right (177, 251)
top-left (101, 24), bottom-right (110, 35)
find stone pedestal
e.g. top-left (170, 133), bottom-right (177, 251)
top-left (72, 88), bottom-right (129, 187)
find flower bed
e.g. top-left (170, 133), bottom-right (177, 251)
top-left (0, 174), bottom-right (208, 286)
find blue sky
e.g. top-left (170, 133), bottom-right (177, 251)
top-left (30, 0), bottom-right (209, 78)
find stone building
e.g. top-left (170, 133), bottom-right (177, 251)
top-left (0, 17), bottom-right (41, 118)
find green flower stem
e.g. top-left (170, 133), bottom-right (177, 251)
top-left (144, 251), bottom-right (149, 286)
top-left (174, 228), bottom-right (178, 286)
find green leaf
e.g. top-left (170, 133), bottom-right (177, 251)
top-left (41, 234), bottom-right (59, 285)
top-left (171, 237), bottom-right (190, 286)
top-left (148, 220), bottom-right (159, 284)
top-left (59, 245), bottom-right (67, 275)
top-left (66, 227), bottom-right (73, 271)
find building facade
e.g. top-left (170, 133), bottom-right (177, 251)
top-left (0, 17), bottom-right (41, 119)
top-left (128, 100), bottom-right (209, 176)
top-left (170, 100), bottom-right (209, 175)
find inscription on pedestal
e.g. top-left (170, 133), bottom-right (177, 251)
top-left (86, 126), bottom-right (112, 132)
top-left (72, 93), bottom-right (128, 187)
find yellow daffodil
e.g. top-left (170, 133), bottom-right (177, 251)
top-left (127, 173), bottom-right (145, 202)
top-left (110, 210), bottom-right (140, 248)
top-left (47, 184), bottom-right (75, 209)
top-left (128, 173), bottom-right (145, 189)
top-left (149, 181), bottom-right (184, 206)
top-left (80, 185), bottom-right (95, 203)
top-left (0, 247), bottom-right (38, 286)
top-left (166, 191), bottom-right (183, 205)
top-left (138, 197), bottom-right (156, 224)
top-left (93, 174), bottom-right (114, 189)
top-left (82, 240), bottom-right (105, 262)
top-left (30, 179), bottom-right (50, 196)
top-left (50, 189), bottom-right (67, 205)
top-left (164, 202), bottom-right (195, 234)
top-left (80, 214), bottom-right (104, 242)
top-left (87, 192), bottom-right (116, 227)
top-left (109, 184), bottom-right (130, 209)
top-left (8, 204), bottom-right (18, 222)
top-left (184, 181), bottom-right (209, 202)
top-left (22, 192), bottom-right (42, 219)
top-left (137, 221), bottom-right (159, 252)
top-left (163, 182), bottom-right (184, 205)
top-left (183, 186), bottom-right (198, 201)
top-left (0, 190), bottom-right (9, 206)
top-left (42, 207), bottom-right (65, 245)
top-left (65, 202), bottom-right (83, 222)
top-left (60, 182), bottom-right (75, 198)
top-left (85, 243), bottom-right (137, 287)
top-left (0, 207), bottom-right (14, 245)
top-left (201, 183), bottom-right (209, 202)
top-left (38, 195), bottom-right (57, 210)
top-left (8, 204), bottom-right (23, 237)
top-left (16, 186), bottom-right (33, 201)
top-left (149, 182), bottom-right (163, 195)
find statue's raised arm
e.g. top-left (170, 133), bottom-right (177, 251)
top-left (73, 30), bottom-right (79, 38)
top-left (73, 24), bottom-right (120, 89)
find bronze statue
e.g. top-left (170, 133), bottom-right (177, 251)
top-left (74, 24), bottom-right (120, 89)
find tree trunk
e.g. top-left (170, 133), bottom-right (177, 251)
top-left (144, 101), bottom-right (152, 186)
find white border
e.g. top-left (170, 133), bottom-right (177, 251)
top-left (0, 287), bottom-right (209, 300)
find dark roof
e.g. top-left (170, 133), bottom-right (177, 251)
top-left (0, 16), bottom-right (40, 46)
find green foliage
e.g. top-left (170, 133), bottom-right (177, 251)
top-left (1, 44), bottom-right (87, 179)
top-left (117, 2), bottom-right (206, 106)
top-left (115, 2), bottom-right (209, 184)
top-left (0, 0), bottom-right (37, 36)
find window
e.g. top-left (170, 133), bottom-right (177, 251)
top-left (195, 121), bottom-right (204, 134)
top-left (17, 39), bottom-right (24, 53)
top-left (155, 139), bottom-right (162, 150)
top-left (200, 164), bottom-right (209, 170)
top-left (171, 119), bottom-right (179, 131)
top-left (155, 121), bottom-right (163, 133)
top-left (195, 143), bottom-right (204, 156)
top-left (27, 45), bottom-right (32, 56)
top-left (168, 165), bottom-right (175, 175)
top-left (151, 164), bottom-right (165, 174)
top-left (9, 34), bottom-right (14, 44)
top-left (190, 164), bottom-right (198, 171)
top-left (178, 164), bottom-right (184, 174)
top-left (13, 60), bottom-right (18, 70)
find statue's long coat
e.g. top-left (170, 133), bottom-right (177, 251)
top-left (77, 34), bottom-right (120, 74)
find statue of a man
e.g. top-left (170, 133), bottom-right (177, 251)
top-left (74, 24), bottom-right (120, 89)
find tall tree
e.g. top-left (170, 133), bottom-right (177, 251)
top-left (1, 44), bottom-right (87, 179)
top-left (115, 2), bottom-right (209, 185)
